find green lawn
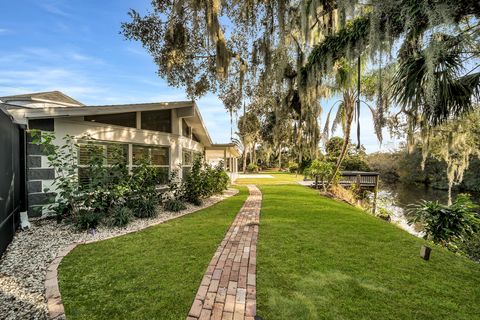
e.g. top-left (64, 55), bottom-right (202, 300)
top-left (58, 184), bottom-right (480, 320)
top-left (235, 171), bottom-right (304, 185)
top-left (256, 185), bottom-right (480, 320)
top-left (58, 187), bottom-right (248, 320)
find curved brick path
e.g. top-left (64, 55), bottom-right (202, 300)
top-left (187, 185), bottom-right (261, 320)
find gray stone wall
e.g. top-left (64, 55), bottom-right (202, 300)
top-left (26, 131), bottom-right (56, 217)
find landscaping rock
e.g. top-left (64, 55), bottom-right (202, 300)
top-left (0, 189), bottom-right (238, 320)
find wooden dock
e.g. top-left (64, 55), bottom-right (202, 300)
top-left (300, 171), bottom-right (380, 190)
top-left (299, 171), bottom-right (380, 214)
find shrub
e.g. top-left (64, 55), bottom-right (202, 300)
top-left (408, 194), bottom-right (480, 246)
top-left (460, 233), bottom-right (480, 262)
top-left (164, 199), bottom-right (187, 212)
top-left (308, 159), bottom-right (338, 191)
top-left (108, 206), bottom-right (133, 227)
top-left (74, 209), bottom-right (103, 230)
top-left (247, 163), bottom-right (259, 172)
top-left (126, 158), bottom-right (160, 218)
top-left (288, 161), bottom-right (299, 173)
top-left (182, 156), bottom-right (229, 205)
top-left (182, 155), bottom-right (204, 205)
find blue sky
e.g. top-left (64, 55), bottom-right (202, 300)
top-left (0, 0), bottom-right (400, 152)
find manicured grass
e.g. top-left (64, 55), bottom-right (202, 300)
top-left (236, 171), bottom-right (303, 185)
top-left (256, 185), bottom-right (480, 320)
top-left (58, 187), bottom-right (248, 320)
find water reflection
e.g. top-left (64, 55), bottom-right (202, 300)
top-left (376, 183), bottom-right (480, 237)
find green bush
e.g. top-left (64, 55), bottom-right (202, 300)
top-left (182, 156), bottom-right (229, 205)
top-left (108, 206), bottom-right (133, 227)
top-left (408, 194), bottom-right (480, 246)
top-left (288, 161), bottom-right (299, 173)
top-left (460, 233), bottom-right (480, 262)
top-left (74, 209), bottom-right (103, 230)
top-left (182, 155), bottom-right (204, 205)
top-left (247, 163), bottom-right (259, 172)
top-left (307, 159), bottom-right (338, 191)
top-left (163, 199), bottom-right (187, 212)
top-left (127, 158), bottom-right (160, 218)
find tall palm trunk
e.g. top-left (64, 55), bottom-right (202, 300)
top-left (242, 148), bottom-right (247, 173)
top-left (278, 143), bottom-right (282, 169)
top-left (327, 90), bottom-right (356, 189)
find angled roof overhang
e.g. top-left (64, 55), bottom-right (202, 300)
top-left (3, 100), bottom-right (213, 146)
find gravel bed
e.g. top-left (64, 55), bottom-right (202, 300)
top-left (0, 189), bottom-right (238, 320)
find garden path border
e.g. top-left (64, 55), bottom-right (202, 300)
top-left (44, 188), bottom-right (239, 320)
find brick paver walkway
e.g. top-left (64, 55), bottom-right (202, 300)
top-left (187, 185), bottom-right (262, 320)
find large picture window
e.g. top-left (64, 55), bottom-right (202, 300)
top-left (78, 142), bottom-right (170, 185)
top-left (78, 142), bottom-right (128, 185)
top-left (141, 109), bottom-right (171, 133)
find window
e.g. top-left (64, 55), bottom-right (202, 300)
top-left (182, 149), bottom-right (193, 178)
top-left (78, 142), bottom-right (128, 185)
top-left (182, 149), bottom-right (203, 179)
top-left (141, 109), bottom-right (171, 133)
top-left (133, 145), bottom-right (169, 166)
top-left (85, 112), bottom-right (136, 128)
top-left (132, 145), bottom-right (170, 184)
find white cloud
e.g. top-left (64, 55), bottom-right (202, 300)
top-left (38, 1), bottom-right (71, 17)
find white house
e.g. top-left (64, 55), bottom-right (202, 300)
top-left (0, 91), bottom-right (239, 217)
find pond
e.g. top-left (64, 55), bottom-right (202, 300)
top-left (377, 183), bottom-right (480, 237)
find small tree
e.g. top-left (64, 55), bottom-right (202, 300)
top-left (308, 159), bottom-right (337, 192)
top-left (408, 194), bottom-right (480, 247)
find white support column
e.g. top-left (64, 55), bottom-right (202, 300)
top-left (223, 149), bottom-right (227, 170)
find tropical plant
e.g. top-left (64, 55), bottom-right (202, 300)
top-left (107, 206), bottom-right (134, 227)
top-left (163, 199), bottom-right (187, 212)
top-left (408, 194), bottom-right (480, 247)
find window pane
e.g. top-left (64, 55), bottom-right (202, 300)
top-left (78, 167), bottom-right (90, 186)
top-left (85, 112), bottom-right (136, 128)
top-left (151, 147), bottom-right (169, 165)
top-left (183, 149), bottom-right (192, 165)
top-left (106, 144), bottom-right (128, 165)
top-left (182, 167), bottom-right (191, 179)
top-left (132, 145), bottom-right (149, 164)
top-left (78, 144), bottom-right (104, 165)
top-left (154, 167), bottom-right (169, 185)
top-left (133, 145), bottom-right (169, 165)
top-left (141, 110), bottom-right (171, 133)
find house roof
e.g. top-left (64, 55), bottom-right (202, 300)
top-left (2, 95), bottom-right (213, 146)
top-left (206, 143), bottom-right (241, 157)
top-left (0, 91), bottom-right (84, 107)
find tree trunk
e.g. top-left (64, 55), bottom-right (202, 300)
top-left (243, 148), bottom-right (247, 173)
top-left (327, 91), bottom-right (355, 189)
top-left (278, 144), bottom-right (282, 169)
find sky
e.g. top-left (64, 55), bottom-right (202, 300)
top-left (0, 0), bottom-right (401, 153)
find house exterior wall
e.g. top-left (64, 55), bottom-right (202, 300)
top-left (25, 114), bottom-right (205, 217)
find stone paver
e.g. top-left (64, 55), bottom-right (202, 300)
top-left (188, 185), bottom-right (261, 320)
